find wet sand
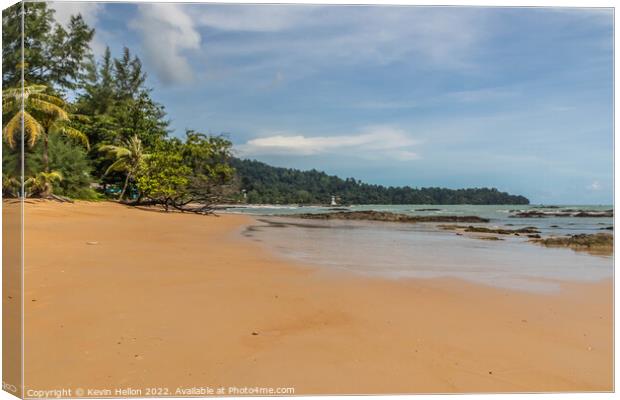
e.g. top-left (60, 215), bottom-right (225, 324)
top-left (19, 201), bottom-right (612, 394)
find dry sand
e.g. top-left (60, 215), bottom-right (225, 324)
top-left (12, 201), bottom-right (613, 394)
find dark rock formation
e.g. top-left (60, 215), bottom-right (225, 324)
top-left (477, 236), bottom-right (504, 241)
top-left (439, 225), bottom-right (540, 235)
top-left (463, 226), bottom-right (540, 235)
top-left (295, 210), bottom-right (489, 223)
top-left (511, 209), bottom-right (613, 218)
top-left (530, 233), bottom-right (613, 256)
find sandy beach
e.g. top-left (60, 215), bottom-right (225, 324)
top-left (17, 201), bottom-right (612, 394)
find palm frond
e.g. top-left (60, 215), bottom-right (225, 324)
top-left (99, 144), bottom-right (131, 159)
top-left (42, 171), bottom-right (63, 182)
top-left (2, 88), bottom-right (23, 100)
top-left (50, 122), bottom-right (90, 150)
top-left (28, 98), bottom-right (69, 120)
top-left (2, 97), bottom-right (19, 114)
top-left (3, 84), bottom-right (47, 101)
top-left (104, 158), bottom-right (129, 176)
top-left (23, 111), bottom-right (45, 147)
top-left (3, 111), bottom-right (44, 148)
top-left (29, 92), bottom-right (66, 108)
top-left (23, 85), bottom-right (47, 96)
top-left (69, 113), bottom-right (91, 123)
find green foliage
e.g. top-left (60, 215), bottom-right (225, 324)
top-left (133, 131), bottom-right (235, 210)
top-left (2, 2), bottom-right (94, 92)
top-left (76, 47), bottom-right (168, 149)
top-left (25, 170), bottom-right (62, 197)
top-left (2, 173), bottom-right (20, 197)
top-left (136, 150), bottom-right (191, 207)
top-left (181, 130), bottom-right (235, 198)
top-left (7, 135), bottom-right (97, 199)
top-left (75, 47), bottom-right (169, 184)
top-left (99, 135), bottom-right (146, 199)
top-left (2, 82), bottom-right (89, 176)
top-left (1, 3), bottom-right (182, 202)
top-left (47, 135), bottom-right (98, 199)
top-left (232, 159), bottom-right (530, 205)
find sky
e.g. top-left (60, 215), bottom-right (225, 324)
top-left (48, 2), bottom-right (613, 204)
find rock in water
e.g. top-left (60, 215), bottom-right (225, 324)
top-left (295, 210), bottom-right (489, 223)
top-left (530, 233), bottom-right (613, 256)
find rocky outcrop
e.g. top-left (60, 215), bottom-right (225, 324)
top-left (530, 233), bottom-right (613, 256)
top-left (510, 209), bottom-right (613, 218)
top-left (295, 210), bottom-right (489, 223)
top-left (477, 236), bottom-right (504, 241)
top-left (439, 225), bottom-right (540, 235)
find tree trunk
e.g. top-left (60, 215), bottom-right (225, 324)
top-left (42, 134), bottom-right (50, 173)
top-left (119, 172), bottom-right (131, 200)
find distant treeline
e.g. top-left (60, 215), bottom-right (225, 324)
top-left (232, 159), bottom-right (530, 205)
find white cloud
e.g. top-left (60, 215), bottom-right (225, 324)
top-left (128, 4), bottom-right (488, 85)
top-left (237, 125), bottom-right (419, 161)
top-left (129, 4), bottom-right (201, 85)
top-left (50, 1), bottom-right (102, 27)
top-left (49, 1), bottom-right (106, 55)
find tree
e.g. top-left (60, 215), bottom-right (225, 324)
top-left (113, 47), bottom-right (146, 101)
top-left (48, 135), bottom-right (97, 199)
top-left (78, 47), bottom-right (115, 116)
top-left (131, 132), bottom-right (235, 212)
top-left (181, 130), bottom-right (235, 201)
top-left (135, 150), bottom-right (190, 211)
top-left (25, 171), bottom-right (62, 197)
top-left (99, 135), bottom-right (146, 200)
top-left (2, 173), bottom-right (20, 198)
top-left (230, 158), bottom-right (530, 205)
top-left (2, 2), bottom-right (94, 92)
top-left (75, 47), bottom-right (169, 183)
top-left (112, 90), bottom-right (168, 148)
top-left (3, 83), bottom-right (89, 172)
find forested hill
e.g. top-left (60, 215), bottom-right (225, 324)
top-left (231, 158), bottom-right (530, 205)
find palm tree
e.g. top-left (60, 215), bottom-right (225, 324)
top-left (25, 171), bottom-right (63, 198)
top-left (2, 173), bottom-right (21, 198)
top-left (2, 83), bottom-right (89, 172)
top-left (99, 135), bottom-right (146, 200)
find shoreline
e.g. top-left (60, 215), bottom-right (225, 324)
top-left (243, 215), bottom-right (612, 293)
top-left (18, 201), bottom-right (613, 393)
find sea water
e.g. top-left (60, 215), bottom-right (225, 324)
top-left (225, 205), bottom-right (613, 292)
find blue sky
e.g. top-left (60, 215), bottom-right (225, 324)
top-left (49, 2), bottom-right (613, 204)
